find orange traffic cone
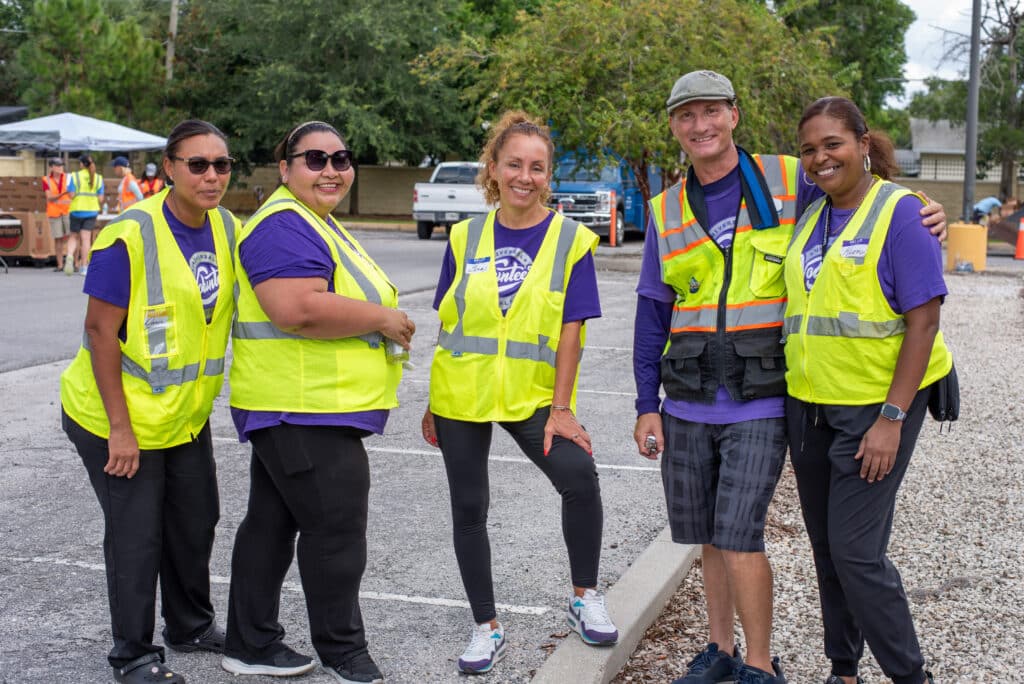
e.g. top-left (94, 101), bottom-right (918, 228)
top-left (1016, 217), bottom-right (1024, 260)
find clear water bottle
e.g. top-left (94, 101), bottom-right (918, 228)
top-left (386, 339), bottom-right (410, 364)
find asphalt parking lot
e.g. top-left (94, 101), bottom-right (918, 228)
top-left (0, 236), bottom-right (671, 683)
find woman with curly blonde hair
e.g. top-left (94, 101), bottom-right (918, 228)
top-left (420, 111), bottom-right (617, 674)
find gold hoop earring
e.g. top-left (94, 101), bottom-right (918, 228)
top-left (863, 155), bottom-right (871, 173)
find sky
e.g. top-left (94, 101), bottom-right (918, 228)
top-left (896, 0), bottom-right (976, 105)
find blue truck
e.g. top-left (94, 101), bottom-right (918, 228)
top-left (547, 154), bottom-right (661, 244)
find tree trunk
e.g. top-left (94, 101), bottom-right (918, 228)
top-left (166, 0), bottom-right (178, 82)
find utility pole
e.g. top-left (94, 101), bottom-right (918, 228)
top-left (166, 0), bottom-right (179, 82)
top-left (963, 0), bottom-right (981, 221)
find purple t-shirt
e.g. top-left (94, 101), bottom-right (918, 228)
top-left (432, 211), bottom-right (602, 323)
top-left (231, 209), bottom-right (389, 442)
top-left (85, 202), bottom-right (220, 338)
top-left (798, 193), bottom-right (947, 312)
top-left (633, 163), bottom-right (822, 424)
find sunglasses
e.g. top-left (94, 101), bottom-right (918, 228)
top-left (169, 155), bottom-right (235, 175)
top-left (288, 149), bottom-right (353, 172)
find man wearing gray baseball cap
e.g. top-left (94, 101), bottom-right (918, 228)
top-left (631, 70), bottom-right (947, 684)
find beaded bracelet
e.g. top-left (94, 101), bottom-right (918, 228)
top-left (551, 405), bottom-right (572, 412)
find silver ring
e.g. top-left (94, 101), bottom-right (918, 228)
top-left (572, 433), bottom-right (579, 439)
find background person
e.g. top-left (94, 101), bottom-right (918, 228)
top-left (65, 153), bottom-right (104, 276)
top-left (223, 120), bottom-right (413, 684)
top-left (785, 96), bottom-right (950, 684)
top-left (420, 111), bottom-right (618, 676)
top-left (140, 162), bottom-right (164, 198)
top-left (111, 156), bottom-right (144, 213)
top-left (41, 157), bottom-right (72, 271)
top-left (59, 119), bottom-right (240, 684)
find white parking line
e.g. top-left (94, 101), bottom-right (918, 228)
top-left (6, 556), bottom-right (550, 616)
top-left (211, 439), bottom-right (657, 471)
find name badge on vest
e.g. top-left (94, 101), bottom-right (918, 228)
top-left (466, 256), bottom-right (491, 274)
top-left (839, 238), bottom-right (869, 259)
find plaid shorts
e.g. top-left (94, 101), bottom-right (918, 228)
top-left (661, 414), bottom-right (787, 552)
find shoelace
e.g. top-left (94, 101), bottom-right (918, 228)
top-left (464, 627), bottom-right (498, 658)
top-left (580, 593), bottom-right (612, 625)
top-left (686, 647), bottom-right (719, 673)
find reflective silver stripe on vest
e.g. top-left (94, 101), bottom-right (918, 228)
top-left (437, 215), bottom-right (575, 368)
top-left (231, 321), bottom-right (303, 340)
top-left (81, 332), bottom-right (225, 385)
top-left (234, 199), bottom-right (382, 347)
top-left (438, 216), bottom-right (499, 356)
top-left (842, 183), bottom-right (902, 265)
top-left (790, 196), bottom-right (826, 250)
top-left (655, 184), bottom-right (706, 257)
top-left (671, 299), bottom-right (786, 332)
top-left (782, 314), bottom-right (802, 338)
top-left (804, 313), bottom-right (906, 338)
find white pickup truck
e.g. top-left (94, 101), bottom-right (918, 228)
top-left (412, 162), bottom-right (493, 239)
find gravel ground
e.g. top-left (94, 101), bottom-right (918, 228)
top-left (614, 269), bottom-right (1024, 683)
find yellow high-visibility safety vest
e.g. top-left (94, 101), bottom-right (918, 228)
top-left (782, 179), bottom-right (952, 404)
top-left (68, 169), bottom-right (103, 213)
top-left (60, 189), bottom-right (239, 448)
top-left (429, 210), bottom-right (598, 422)
top-left (230, 185), bottom-right (402, 413)
top-left (649, 154), bottom-right (799, 403)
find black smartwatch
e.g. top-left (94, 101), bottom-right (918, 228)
top-left (879, 402), bottom-right (907, 422)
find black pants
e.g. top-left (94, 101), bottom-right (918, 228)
top-left (224, 423), bottom-right (371, 668)
top-left (64, 411), bottom-right (219, 668)
top-left (787, 390), bottom-right (931, 684)
top-left (434, 408), bottom-right (603, 624)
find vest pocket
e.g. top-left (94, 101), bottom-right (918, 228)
top-left (748, 231), bottom-right (788, 298)
top-left (733, 335), bottom-right (786, 399)
top-left (660, 336), bottom-right (705, 400)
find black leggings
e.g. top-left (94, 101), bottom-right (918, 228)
top-left (434, 408), bottom-right (603, 624)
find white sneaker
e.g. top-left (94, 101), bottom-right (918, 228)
top-left (457, 622), bottom-right (506, 674)
top-left (567, 589), bottom-right (618, 646)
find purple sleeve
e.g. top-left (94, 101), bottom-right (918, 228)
top-left (636, 215), bottom-right (676, 303)
top-left (239, 210), bottom-right (335, 288)
top-left (83, 240), bottom-right (131, 309)
top-left (563, 251), bottom-right (601, 323)
top-left (795, 166), bottom-right (824, 217)
top-left (633, 294), bottom-right (671, 415)
top-left (879, 195), bottom-right (947, 313)
top-left (431, 244), bottom-right (456, 311)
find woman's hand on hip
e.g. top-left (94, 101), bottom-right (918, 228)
top-left (854, 418), bottom-right (901, 483)
top-left (104, 425), bottom-right (140, 479)
top-left (544, 408), bottom-right (592, 457)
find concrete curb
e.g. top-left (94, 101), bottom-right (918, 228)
top-left (532, 527), bottom-right (700, 683)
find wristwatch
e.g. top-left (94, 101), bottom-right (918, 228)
top-left (879, 402), bottom-right (907, 422)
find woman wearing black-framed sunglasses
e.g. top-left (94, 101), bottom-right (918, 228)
top-left (222, 121), bottom-right (414, 684)
top-left (60, 119), bottom-right (240, 684)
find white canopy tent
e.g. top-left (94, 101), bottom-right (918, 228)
top-left (0, 112), bottom-right (166, 151)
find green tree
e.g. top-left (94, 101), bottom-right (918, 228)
top-left (420, 0), bottom-right (839, 204)
top-left (13, 0), bottom-right (166, 128)
top-left (173, 0), bottom-right (481, 167)
top-left (0, 0), bottom-right (34, 100)
top-left (782, 0), bottom-right (915, 117)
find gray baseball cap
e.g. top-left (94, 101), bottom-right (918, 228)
top-left (666, 70), bottom-right (736, 113)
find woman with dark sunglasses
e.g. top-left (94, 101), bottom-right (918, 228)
top-left (223, 120), bottom-right (414, 684)
top-left (60, 120), bottom-right (240, 683)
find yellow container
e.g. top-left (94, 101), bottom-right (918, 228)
top-left (945, 222), bottom-right (987, 272)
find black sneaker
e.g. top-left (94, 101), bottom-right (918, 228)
top-left (113, 652), bottom-right (185, 683)
top-left (825, 676), bottom-right (864, 684)
top-left (327, 649), bottom-right (384, 683)
top-left (221, 644), bottom-right (317, 677)
top-left (163, 622), bottom-right (225, 654)
top-left (736, 656), bottom-right (787, 684)
top-left (672, 642), bottom-right (742, 683)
